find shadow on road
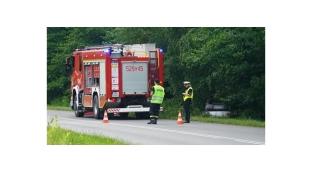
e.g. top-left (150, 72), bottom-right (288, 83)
top-left (82, 115), bottom-right (149, 121)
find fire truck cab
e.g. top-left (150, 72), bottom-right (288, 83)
top-left (65, 43), bottom-right (164, 119)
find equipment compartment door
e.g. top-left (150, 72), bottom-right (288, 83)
top-left (99, 61), bottom-right (106, 96)
top-left (122, 62), bottom-right (148, 94)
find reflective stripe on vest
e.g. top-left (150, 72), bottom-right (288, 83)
top-left (183, 87), bottom-right (193, 101)
top-left (151, 85), bottom-right (165, 104)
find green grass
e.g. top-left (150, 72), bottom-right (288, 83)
top-left (47, 116), bottom-right (131, 145)
top-left (47, 104), bottom-right (265, 128)
top-left (47, 105), bottom-right (72, 111)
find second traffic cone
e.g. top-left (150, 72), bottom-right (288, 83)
top-left (103, 110), bottom-right (109, 124)
top-left (177, 111), bottom-right (184, 124)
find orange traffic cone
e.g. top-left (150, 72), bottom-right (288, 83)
top-left (177, 111), bottom-right (184, 124)
top-left (103, 110), bottom-right (109, 124)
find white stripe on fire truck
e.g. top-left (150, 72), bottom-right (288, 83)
top-left (83, 60), bottom-right (106, 63)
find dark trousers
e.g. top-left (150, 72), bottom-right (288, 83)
top-left (183, 99), bottom-right (191, 122)
top-left (149, 103), bottom-right (160, 118)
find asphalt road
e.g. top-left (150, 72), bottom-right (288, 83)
top-left (47, 110), bottom-right (265, 145)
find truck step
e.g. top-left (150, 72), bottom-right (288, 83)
top-left (127, 105), bottom-right (144, 108)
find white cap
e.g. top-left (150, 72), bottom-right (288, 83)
top-left (183, 81), bottom-right (190, 84)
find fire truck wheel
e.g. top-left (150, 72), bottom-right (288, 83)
top-left (93, 95), bottom-right (101, 119)
top-left (74, 95), bottom-right (84, 117)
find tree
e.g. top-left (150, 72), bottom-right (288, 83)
top-left (47, 27), bottom-right (265, 120)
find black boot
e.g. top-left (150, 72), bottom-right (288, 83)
top-left (147, 118), bottom-right (154, 124)
top-left (153, 118), bottom-right (157, 124)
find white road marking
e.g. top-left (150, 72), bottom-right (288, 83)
top-left (48, 116), bottom-right (264, 145)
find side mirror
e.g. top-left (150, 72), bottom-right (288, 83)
top-left (65, 57), bottom-right (70, 70)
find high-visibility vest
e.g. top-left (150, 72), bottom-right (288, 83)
top-left (151, 85), bottom-right (165, 104)
top-left (183, 87), bottom-right (193, 101)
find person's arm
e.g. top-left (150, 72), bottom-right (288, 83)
top-left (150, 86), bottom-right (154, 96)
top-left (187, 89), bottom-right (192, 96)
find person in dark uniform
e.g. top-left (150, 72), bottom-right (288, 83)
top-left (148, 78), bottom-right (165, 124)
top-left (182, 81), bottom-right (193, 123)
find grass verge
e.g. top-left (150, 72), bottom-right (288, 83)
top-left (47, 105), bottom-right (72, 111)
top-left (47, 104), bottom-right (265, 128)
top-left (47, 116), bottom-right (131, 145)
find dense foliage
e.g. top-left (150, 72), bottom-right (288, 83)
top-left (47, 27), bottom-right (265, 120)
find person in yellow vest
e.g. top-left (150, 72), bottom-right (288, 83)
top-left (148, 78), bottom-right (165, 124)
top-left (182, 81), bottom-right (193, 123)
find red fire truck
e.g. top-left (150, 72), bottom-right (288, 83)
top-left (65, 43), bottom-right (164, 119)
